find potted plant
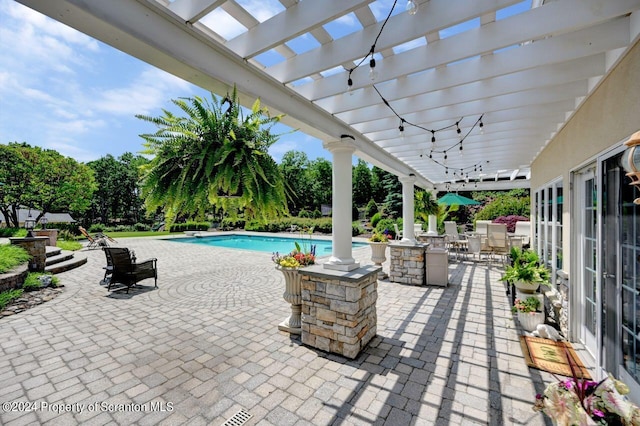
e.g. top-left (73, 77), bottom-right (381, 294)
top-left (272, 242), bottom-right (315, 335)
top-left (501, 248), bottom-right (551, 293)
top-left (368, 231), bottom-right (389, 279)
top-left (512, 296), bottom-right (544, 332)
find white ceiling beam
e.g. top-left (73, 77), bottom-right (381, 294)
top-left (317, 54), bottom-right (605, 115)
top-left (168, 0), bottom-right (226, 23)
top-left (267, 0), bottom-right (521, 82)
top-left (339, 81), bottom-right (587, 125)
top-left (296, 12), bottom-right (632, 100)
top-left (354, 100), bottom-right (574, 135)
top-left (225, 0), bottom-right (373, 58)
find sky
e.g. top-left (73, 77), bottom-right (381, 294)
top-left (0, 0), bottom-right (531, 165)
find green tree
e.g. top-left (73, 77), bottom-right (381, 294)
top-left (352, 159), bottom-right (372, 206)
top-left (278, 150), bottom-right (311, 215)
top-left (136, 89), bottom-right (288, 224)
top-left (308, 158), bottom-right (332, 210)
top-left (371, 166), bottom-right (388, 203)
top-left (87, 153), bottom-right (148, 225)
top-left (382, 172), bottom-right (402, 218)
top-left (0, 143), bottom-right (95, 227)
top-left (414, 189), bottom-right (439, 223)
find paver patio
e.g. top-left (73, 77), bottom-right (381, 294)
top-left (0, 234), bottom-right (573, 425)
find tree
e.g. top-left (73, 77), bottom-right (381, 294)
top-left (87, 153), bottom-right (149, 225)
top-left (278, 150), bottom-right (312, 215)
top-left (0, 143), bottom-right (95, 227)
top-left (136, 89), bottom-right (288, 224)
top-left (308, 158), bottom-right (332, 210)
top-left (371, 166), bottom-right (387, 203)
top-left (352, 159), bottom-right (372, 206)
top-left (414, 189), bottom-right (439, 223)
top-left (382, 172), bottom-right (402, 218)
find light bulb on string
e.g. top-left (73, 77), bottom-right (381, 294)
top-left (406, 0), bottom-right (418, 15)
top-left (398, 119), bottom-right (405, 137)
top-left (431, 130), bottom-right (436, 143)
top-left (347, 75), bottom-right (353, 95)
top-left (479, 119), bottom-right (484, 135)
top-left (369, 57), bottom-right (378, 81)
top-left (456, 121), bottom-right (461, 135)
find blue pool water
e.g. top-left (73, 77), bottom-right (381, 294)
top-left (167, 234), bottom-right (367, 254)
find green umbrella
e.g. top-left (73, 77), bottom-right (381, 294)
top-left (437, 193), bottom-right (480, 206)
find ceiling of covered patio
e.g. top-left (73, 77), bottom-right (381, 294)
top-left (18, 0), bottom-right (640, 191)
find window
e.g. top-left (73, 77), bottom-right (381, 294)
top-left (534, 178), bottom-right (564, 283)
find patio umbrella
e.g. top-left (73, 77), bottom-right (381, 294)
top-left (437, 193), bottom-right (480, 206)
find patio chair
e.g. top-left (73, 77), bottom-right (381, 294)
top-left (103, 247), bottom-right (157, 293)
top-left (466, 234), bottom-right (483, 262)
top-left (475, 220), bottom-right (492, 235)
top-left (514, 221), bottom-right (531, 246)
top-left (393, 223), bottom-right (403, 240)
top-left (487, 223), bottom-right (509, 262)
top-left (444, 221), bottom-right (467, 260)
top-left (79, 226), bottom-right (109, 249)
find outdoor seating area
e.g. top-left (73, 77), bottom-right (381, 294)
top-left (0, 235), bottom-right (570, 425)
top-left (102, 247), bottom-right (158, 293)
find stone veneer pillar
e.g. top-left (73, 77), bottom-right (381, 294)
top-left (10, 236), bottom-right (48, 272)
top-left (299, 264), bottom-right (379, 359)
top-left (34, 229), bottom-right (58, 246)
top-left (389, 242), bottom-right (426, 285)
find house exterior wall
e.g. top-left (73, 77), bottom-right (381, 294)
top-left (531, 40), bottom-right (640, 274)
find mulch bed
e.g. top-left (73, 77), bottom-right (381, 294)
top-left (0, 286), bottom-right (65, 318)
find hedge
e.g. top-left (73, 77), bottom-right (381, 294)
top-left (168, 222), bottom-right (210, 232)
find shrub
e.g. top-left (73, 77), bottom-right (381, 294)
top-left (22, 272), bottom-right (60, 292)
top-left (365, 199), bottom-right (378, 218)
top-left (0, 289), bottom-right (23, 311)
top-left (475, 195), bottom-right (530, 221)
top-left (352, 205), bottom-right (360, 221)
top-left (352, 222), bottom-right (364, 236)
top-left (298, 209), bottom-right (310, 218)
top-left (245, 220), bottom-right (268, 232)
top-left (221, 218), bottom-right (245, 230)
top-left (0, 244), bottom-right (31, 274)
top-left (371, 212), bottom-right (382, 228)
top-left (134, 223), bottom-right (150, 231)
top-left (0, 228), bottom-right (22, 238)
top-left (168, 222), bottom-right (210, 232)
top-left (493, 215), bottom-right (529, 233)
top-left (89, 223), bottom-right (106, 233)
top-left (58, 230), bottom-right (76, 241)
top-left (46, 223), bottom-right (81, 234)
top-left (311, 209), bottom-right (322, 219)
top-left (375, 218), bottom-right (397, 238)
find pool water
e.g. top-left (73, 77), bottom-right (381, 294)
top-left (167, 234), bottom-right (367, 254)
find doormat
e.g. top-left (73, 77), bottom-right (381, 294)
top-left (519, 336), bottom-right (592, 379)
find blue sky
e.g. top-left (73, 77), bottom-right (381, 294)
top-left (0, 0), bottom-right (530, 164)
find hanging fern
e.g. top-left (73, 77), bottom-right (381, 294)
top-left (137, 88), bottom-right (289, 224)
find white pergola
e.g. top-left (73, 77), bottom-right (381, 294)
top-left (16, 0), bottom-right (640, 266)
top-left (16, 0), bottom-right (640, 191)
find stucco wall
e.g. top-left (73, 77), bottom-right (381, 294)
top-left (531, 39), bottom-right (640, 274)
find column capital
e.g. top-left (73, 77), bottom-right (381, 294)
top-left (322, 137), bottom-right (356, 155)
top-left (398, 174), bottom-right (417, 184)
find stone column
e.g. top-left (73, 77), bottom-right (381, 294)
top-left (322, 138), bottom-right (359, 272)
top-left (10, 236), bottom-right (48, 272)
top-left (399, 175), bottom-right (417, 244)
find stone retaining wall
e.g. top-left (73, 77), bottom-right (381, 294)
top-left (0, 263), bottom-right (28, 293)
top-left (299, 265), bottom-right (379, 359)
top-left (389, 243), bottom-right (426, 285)
top-left (10, 237), bottom-right (47, 272)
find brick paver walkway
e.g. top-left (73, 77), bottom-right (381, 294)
top-left (0, 234), bottom-right (557, 425)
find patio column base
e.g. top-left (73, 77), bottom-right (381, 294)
top-left (389, 242), bottom-right (426, 286)
top-left (299, 265), bottom-right (379, 359)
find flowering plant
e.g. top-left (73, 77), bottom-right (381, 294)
top-left (512, 296), bottom-right (541, 314)
top-left (533, 350), bottom-right (640, 425)
top-left (368, 231), bottom-right (389, 243)
top-left (272, 242), bottom-right (316, 268)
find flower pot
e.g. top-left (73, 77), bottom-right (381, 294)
top-left (368, 242), bottom-right (388, 279)
top-left (277, 266), bottom-right (302, 334)
top-left (514, 280), bottom-right (540, 293)
top-left (518, 311), bottom-right (544, 332)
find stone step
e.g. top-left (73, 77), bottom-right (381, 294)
top-left (45, 253), bottom-right (88, 274)
top-left (45, 250), bottom-right (74, 266)
top-left (45, 246), bottom-right (62, 258)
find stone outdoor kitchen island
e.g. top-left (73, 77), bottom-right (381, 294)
top-left (298, 265), bottom-right (379, 359)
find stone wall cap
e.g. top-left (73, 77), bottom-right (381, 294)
top-left (299, 264), bottom-right (380, 281)
top-left (389, 242), bottom-right (426, 249)
top-left (9, 236), bottom-right (49, 242)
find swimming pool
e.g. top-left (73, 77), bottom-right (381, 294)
top-left (166, 234), bottom-right (367, 254)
